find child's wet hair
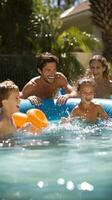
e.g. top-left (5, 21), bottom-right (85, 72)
top-left (77, 77), bottom-right (96, 92)
top-left (36, 52), bottom-right (59, 71)
top-left (0, 80), bottom-right (19, 107)
top-left (89, 55), bottom-right (109, 78)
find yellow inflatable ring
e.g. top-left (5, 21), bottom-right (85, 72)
top-left (12, 109), bottom-right (48, 129)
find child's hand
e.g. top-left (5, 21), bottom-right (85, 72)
top-left (60, 116), bottom-right (73, 124)
top-left (18, 122), bottom-right (36, 133)
top-left (60, 117), bottom-right (69, 124)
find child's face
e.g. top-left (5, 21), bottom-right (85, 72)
top-left (79, 83), bottom-right (95, 104)
top-left (90, 60), bottom-right (105, 79)
top-left (39, 62), bottom-right (57, 84)
top-left (4, 91), bottom-right (20, 114)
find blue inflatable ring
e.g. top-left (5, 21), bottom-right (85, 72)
top-left (20, 98), bottom-right (112, 121)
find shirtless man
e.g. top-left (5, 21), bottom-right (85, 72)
top-left (20, 52), bottom-right (77, 105)
top-left (61, 77), bottom-right (108, 123)
top-left (88, 55), bottom-right (112, 98)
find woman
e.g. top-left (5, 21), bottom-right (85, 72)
top-left (87, 55), bottom-right (112, 98)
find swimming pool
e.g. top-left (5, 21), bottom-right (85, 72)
top-left (0, 118), bottom-right (112, 200)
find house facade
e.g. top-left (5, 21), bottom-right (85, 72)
top-left (60, 0), bottom-right (102, 67)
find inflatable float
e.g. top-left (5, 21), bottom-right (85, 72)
top-left (19, 98), bottom-right (112, 121)
top-left (13, 108), bottom-right (48, 129)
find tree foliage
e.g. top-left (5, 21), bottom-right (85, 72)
top-left (30, 2), bottom-right (102, 80)
top-left (0, 0), bottom-right (34, 54)
top-left (0, 0), bottom-right (102, 84)
top-left (89, 0), bottom-right (112, 63)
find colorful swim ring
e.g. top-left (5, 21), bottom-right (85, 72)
top-left (12, 108), bottom-right (48, 129)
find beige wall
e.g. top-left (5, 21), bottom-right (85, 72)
top-left (74, 52), bottom-right (93, 68)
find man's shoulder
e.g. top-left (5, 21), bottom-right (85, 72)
top-left (55, 72), bottom-right (68, 87)
top-left (56, 72), bottom-right (67, 81)
top-left (29, 76), bottom-right (41, 85)
top-left (56, 72), bottom-right (66, 77)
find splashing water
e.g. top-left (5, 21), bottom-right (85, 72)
top-left (0, 118), bottom-right (112, 200)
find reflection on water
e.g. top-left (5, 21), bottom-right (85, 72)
top-left (0, 118), bottom-right (112, 200)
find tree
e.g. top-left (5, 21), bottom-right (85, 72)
top-left (30, 1), bottom-right (101, 80)
top-left (0, 0), bottom-right (34, 54)
top-left (0, 0), bottom-right (102, 86)
top-left (53, 27), bottom-right (102, 80)
top-left (31, 2), bottom-right (102, 80)
top-left (89, 0), bottom-right (112, 63)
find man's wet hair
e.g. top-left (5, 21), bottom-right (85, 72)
top-left (36, 52), bottom-right (59, 71)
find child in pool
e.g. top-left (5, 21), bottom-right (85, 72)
top-left (61, 77), bottom-right (109, 124)
top-left (0, 80), bottom-right (20, 138)
top-left (0, 80), bottom-right (43, 139)
top-left (87, 55), bottom-right (112, 98)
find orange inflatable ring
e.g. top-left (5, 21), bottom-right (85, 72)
top-left (12, 112), bottom-right (28, 128)
top-left (12, 109), bottom-right (48, 129)
top-left (27, 109), bottom-right (48, 129)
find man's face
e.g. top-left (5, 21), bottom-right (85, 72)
top-left (39, 62), bottom-right (57, 84)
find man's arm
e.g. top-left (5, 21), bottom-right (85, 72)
top-left (20, 82), bottom-right (36, 99)
top-left (59, 73), bottom-right (77, 97)
top-left (20, 77), bottom-right (38, 99)
top-left (64, 83), bottom-right (77, 98)
top-left (20, 78), bottom-right (41, 105)
top-left (56, 73), bottom-right (77, 104)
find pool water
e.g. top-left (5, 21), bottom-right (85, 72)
top-left (0, 119), bottom-right (112, 200)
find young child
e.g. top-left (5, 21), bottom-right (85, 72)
top-left (0, 80), bottom-right (46, 139)
top-left (0, 80), bottom-right (20, 138)
top-left (61, 77), bottom-right (109, 124)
